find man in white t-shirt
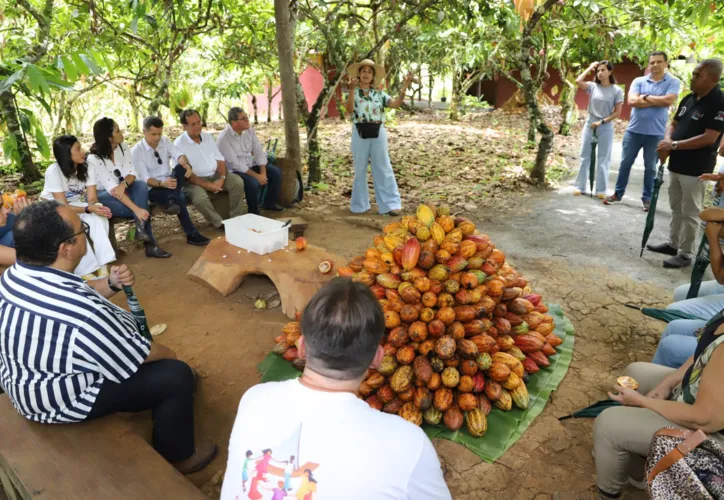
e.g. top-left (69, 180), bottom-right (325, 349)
top-left (220, 278), bottom-right (451, 500)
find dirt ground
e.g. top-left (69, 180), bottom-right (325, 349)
top-left (108, 188), bottom-right (686, 499)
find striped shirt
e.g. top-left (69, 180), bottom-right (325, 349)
top-left (0, 263), bottom-right (150, 423)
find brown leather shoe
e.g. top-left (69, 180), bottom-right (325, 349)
top-left (173, 442), bottom-right (218, 474)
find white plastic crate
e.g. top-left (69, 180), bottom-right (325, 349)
top-left (223, 214), bottom-right (289, 255)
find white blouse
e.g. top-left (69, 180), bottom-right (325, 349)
top-left (88, 143), bottom-right (138, 192)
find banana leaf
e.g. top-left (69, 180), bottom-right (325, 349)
top-left (623, 304), bottom-right (704, 323)
top-left (257, 304), bottom-right (575, 463)
top-left (640, 161), bottom-right (666, 257)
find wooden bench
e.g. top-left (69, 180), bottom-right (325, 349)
top-left (0, 395), bottom-right (206, 500)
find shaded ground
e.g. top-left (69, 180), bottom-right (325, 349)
top-left (6, 111), bottom-right (711, 498)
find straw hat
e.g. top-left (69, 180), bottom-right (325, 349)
top-left (347, 59), bottom-right (386, 88)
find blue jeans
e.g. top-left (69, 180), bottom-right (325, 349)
top-left (614, 130), bottom-right (663, 202)
top-left (351, 124), bottom-right (401, 214)
top-left (98, 180), bottom-right (156, 244)
top-left (575, 120), bottom-right (614, 195)
top-left (0, 213), bottom-right (15, 248)
top-left (148, 165), bottom-right (197, 236)
top-left (667, 280), bottom-right (724, 321)
top-left (234, 163), bottom-right (282, 215)
top-left (652, 318), bottom-right (705, 368)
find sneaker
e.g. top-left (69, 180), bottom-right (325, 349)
top-left (173, 441), bottom-right (218, 475)
top-left (642, 200), bottom-right (651, 212)
top-left (646, 242), bottom-right (678, 256)
top-left (145, 245), bottom-right (172, 259)
top-left (603, 194), bottom-right (622, 205)
top-left (663, 254), bottom-right (692, 269)
top-left (382, 210), bottom-right (401, 216)
top-left (163, 203), bottom-right (181, 216)
top-left (187, 232), bottom-right (211, 246)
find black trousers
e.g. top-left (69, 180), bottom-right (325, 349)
top-left (148, 164), bottom-right (197, 236)
top-left (87, 359), bottom-right (196, 462)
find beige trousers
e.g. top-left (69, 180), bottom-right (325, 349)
top-left (668, 172), bottom-right (706, 258)
top-left (183, 173), bottom-right (245, 228)
top-left (593, 362), bottom-right (680, 496)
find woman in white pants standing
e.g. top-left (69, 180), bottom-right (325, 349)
top-left (40, 135), bottom-right (116, 278)
top-left (345, 59), bottom-right (413, 216)
top-left (573, 61), bottom-right (624, 198)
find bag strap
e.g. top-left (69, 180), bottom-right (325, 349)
top-left (647, 428), bottom-right (708, 482)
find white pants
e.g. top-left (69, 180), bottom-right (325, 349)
top-left (74, 211), bottom-right (116, 276)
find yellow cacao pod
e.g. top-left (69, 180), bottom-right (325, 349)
top-left (494, 389), bottom-right (512, 411)
top-left (431, 223), bottom-right (445, 245)
top-left (511, 383), bottom-right (530, 410)
top-left (416, 204), bottom-right (436, 228)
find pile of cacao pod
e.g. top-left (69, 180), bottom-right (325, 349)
top-left (272, 203), bottom-right (563, 438)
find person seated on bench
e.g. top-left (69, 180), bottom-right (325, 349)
top-left (0, 201), bottom-right (218, 474)
top-left (88, 117), bottom-right (171, 259)
top-left (0, 196), bottom-right (31, 267)
top-left (131, 116), bottom-right (210, 246)
top-left (220, 278), bottom-right (450, 499)
top-left (174, 109), bottom-right (245, 229)
top-left (216, 107), bottom-right (285, 215)
top-left (40, 135), bottom-right (116, 279)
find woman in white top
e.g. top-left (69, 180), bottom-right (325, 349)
top-left (88, 117), bottom-right (170, 258)
top-left (40, 135), bottom-right (117, 277)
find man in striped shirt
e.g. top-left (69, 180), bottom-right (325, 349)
top-left (0, 201), bottom-right (217, 474)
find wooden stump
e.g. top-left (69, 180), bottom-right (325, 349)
top-left (277, 156), bottom-right (301, 207)
top-left (187, 237), bottom-right (345, 319)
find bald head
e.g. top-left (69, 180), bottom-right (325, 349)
top-left (691, 58), bottom-right (723, 96)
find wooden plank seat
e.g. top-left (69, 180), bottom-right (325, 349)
top-left (0, 394), bottom-right (206, 500)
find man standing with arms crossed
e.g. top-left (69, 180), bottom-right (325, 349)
top-left (604, 51), bottom-right (681, 211)
top-left (647, 59), bottom-right (724, 269)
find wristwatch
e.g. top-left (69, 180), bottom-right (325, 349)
top-left (220, 175), bottom-right (226, 180)
top-left (108, 277), bottom-right (122, 293)
top-left (672, 141), bottom-right (679, 150)
top-left (84, 206), bottom-right (90, 214)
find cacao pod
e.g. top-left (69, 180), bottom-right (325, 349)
top-left (413, 276), bottom-right (431, 293)
top-left (383, 398), bottom-right (404, 414)
top-left (399, 283), bottom-right (421, 304)
top-left (358, 381), bottom-right (374, 397)
top-left (494, 389), bottom-right (513, 411)
top-left (441, 367), bottom-right (460, 388)
top-left (545, 333), bottom-right (563, 347)
top-left (446, 227), bottom-right (464, 243)
top-left (337, 266), bottom-right (355, 277)
top-left (366, 395), bottom-right (383, 411)
top-left (428, 319), bottom-right (446, 338)
top-left (471, 335), bottom-right (497, 353)
top-left (511, 383), bottom-right (530, 410)
top-left (366, 372), bottom-right (385, 389)
top-left (430, 223), bottom-right (446, 245)
top-left (400, 304), bottom-right (419, 323)
top-left (430, 356), bottom-right (445, 373)
top-left (506, 346), bottom-right (527, 362)
top-left (272, 341), bottom-right (289, 355)
top-left (443, 405), bottom-right (464, 431)
top-left (421, 291), bottom-right (438, 308)
top-left (476, 352), bottom-right (493, 371)
top-left (433, 387), bottom-right (454, 411)
top-left (413, 387), bottom-right (433, 411)
top-left (437, 215), bottom-right (455, 233)
top-left (458, 375), bottom-right (475, 394)
top-left (364, 258), bottom-right (390, 275)
top-left (446, 321), bottom-right (465, 341)
top-left (460, 359), bottom-right (479, 377)
top-left (493, 317), bottom-right (512, 336)
top-left (366, 247), bottom-right (382, 260)
top-left (382, 222), bottom-right (401, 234)
top-left (522, 311), bottom-right (544, 329)
top-left (496, 335), bottom-right (515, 351)
top-left (390, 365), bottom-right (413, 393)
top-left (399, 402), bottom-right (423, 426)
top-left (454, 306), bottom-right (477, 322)
top-left (422, 238), bottom-right (439, 254)
top-left (502, 287), bottom-right (523, 302)
top-left (376, 273), bottom-right (402, 289)
top-left (447, 255), bottom-right (468, 273)
top-left (380, 251), bottom-right (396, 266)
top-left (384, 234), bottom-right (405, 252)
top-left (473, 372), bottom-right (486, 393)
top-left (348, 255), bottom-right (365, 272)
top-left (427, 372), bottom-right (442, 390)
top-left (435, 249), bottom-right (451, 264)
top-left (458, 221), bottom-right (476, 236)
top-left (509, 298), bottom-right (535, 315)
top-left (444, 357), bottom-right (460, 368)
top-left (458, 338), bottom-right (479, 359)
top-left (502, 372), bottom-right (522, 390)
top-left (282, 348), bottom-right (298, 361)
top-left (416, 204), bottom-right (436, 227)
top-left (464, 320), bottom-right (485, 337)
top-left (388, 327), bottom-right (409, 348)
top-left (428, 264), bottom-right (450, 282)
top-left (398, 386), bottom-right (415, 402)
top-left (419, 339), bottom-right (436, 356)
top-left (436, 307), bottom-right (456, 325)
top-left (487, 362), bottom-right (511, 382)
top-left (466, 408), bottom-right (488, 437)
top-left (514, 334), bottom-right (544, 354)
top-left (401, 237), bottom-right (421, 271)
top-left (513, 322), bottom-right (530, 335)
top-left (541, 343), bottom-right (556, 356)
top-left (485, 379), bottom-right (503, 401)
top-left (423, 407), bottom-right (443, 425)
top-left (537, 323), bottom-right (555, 336)
top-left (441, 240), bottom-right (461, 256)
top-left (418, 250), bottom-right (436, 270)
top-left (419, 307), bottom-right (435, 323)
top-left (459, 240), bottom-right (477, 259)
top-left (396, 345), bottom-right (416, 365)
top-left (435, 336), bottom-right (457, 360)
top-left (415, 226), bottom-right (431, 242)
top-left (383, 344), bottom-right (398, 357)
top-left (467, 256), bottom-right (484, 270)
top-left (384, 310), bottom-right (401, 329)
top-left (455, 289), bottom-right (474, 305)
top-left (408, 321), bottom-right (428, 342)
top-left (460, 272), bottom-right (479, 289)
top-left (413, 355), bottom-right (433, 385)
top-left (478, 395), bottom-right (492, 416)
top-left (458, 392), bottom-right (478, 413)
top-left (437, 293), bottom-right (455, 308)
top-left (529, 350), bottom-right (551, 368)
top-left (377, 384), bottom-right (396, 403)
top-left (444, 279), bottom-right (460, 294)
top-left (523, 356), bottom-right (539, 374)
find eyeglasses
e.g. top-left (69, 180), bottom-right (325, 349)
top-left (62, 221), bottom-right (91, 244)
top-left (154, 151), bottom-right (163, 165)
top-left (113, 168), bottom-right (124, 184)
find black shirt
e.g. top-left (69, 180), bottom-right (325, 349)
top-left (668, 85), bottom-right (724, 176)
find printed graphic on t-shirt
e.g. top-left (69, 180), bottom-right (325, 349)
top-left (65, 178), bottom-right (87, 203)
top-left (234, 425), bottom-right (320, 500)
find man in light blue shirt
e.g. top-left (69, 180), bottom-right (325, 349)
top-left (605, 51), bottom-right (681, 211)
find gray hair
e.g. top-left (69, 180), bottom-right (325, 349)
top-left (228, 107), bottom-right (246, 123)
top-left (700, 58), bottom-right (723, 81)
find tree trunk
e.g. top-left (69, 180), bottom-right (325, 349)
top-left (278, 98), bottom-right (283, 121)
top-left (519, 0), bottom-right (558, 184)
top-left (306, 120), bottom-right (321, 184)
top-left (274, 0), bottom-right (302, 174)
top-left (428, 72), bottom-right (433, 109)
top-left (127, 91), bottom-right (141, 132)
top-left (527, 115), bottom-right (537, 143)
top-left (251, 95), bottom-right (259, 124)
top-left (267, 77), bottom-right (273, 122)
top-left (449, 73), bottom-right (462, 121)
top-left (0, 91), bottom-right (41, 182)
top-left (558, 72), bottom-right (576, 136)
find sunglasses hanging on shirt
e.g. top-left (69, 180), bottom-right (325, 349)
top-left (154, 151), bottom-right (163, 165)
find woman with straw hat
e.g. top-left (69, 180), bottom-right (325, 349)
top-left (345, 59), bottom-right (414, 216)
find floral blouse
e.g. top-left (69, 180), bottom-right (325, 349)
top-left (351, 88), bottom-right (392, 124)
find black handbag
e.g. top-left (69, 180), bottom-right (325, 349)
top-left (355, 122), bottom-right (382, 139)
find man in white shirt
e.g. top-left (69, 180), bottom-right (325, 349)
top-left (173, 110), bottom-right (245, 229)
top-left (131, 116), bottom-right (210, 246)
top-left (220, 278), bottom-right (451, 500)
top-left (216, 107), bottom-right (285, 215)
